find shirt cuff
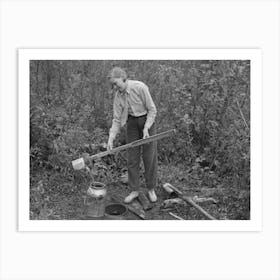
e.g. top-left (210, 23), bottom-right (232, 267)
top-left (144, 117), bottom-right (154, 130)
top-left (109, 122), bottom-right (120, 140)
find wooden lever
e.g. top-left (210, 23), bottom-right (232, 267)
top-left (72, 129), bottom-right (175, 170)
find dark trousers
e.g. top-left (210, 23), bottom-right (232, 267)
top-left (126, 115), bottom-right (158, 191)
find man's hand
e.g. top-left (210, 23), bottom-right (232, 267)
top-left (143, 128), bottom-right (150, 139)
top-left (107, 136), bottom-right (114, 151)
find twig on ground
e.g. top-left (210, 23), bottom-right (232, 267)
top-left (169, 212), bottom-right (185, 220)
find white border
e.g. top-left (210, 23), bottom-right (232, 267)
top-left (18, 49), bottom-right (262, 231)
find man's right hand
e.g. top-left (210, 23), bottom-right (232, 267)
top-left (107, 137), bottom-right (114, 151)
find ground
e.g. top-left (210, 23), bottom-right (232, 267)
top-left (30, 163), bottom-right (250, 220)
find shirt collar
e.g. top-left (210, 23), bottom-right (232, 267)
top-left (118, 80), bottom-right (130, 96)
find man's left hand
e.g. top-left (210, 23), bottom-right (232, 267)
top-left (143, 128), bottom-right (149, 139)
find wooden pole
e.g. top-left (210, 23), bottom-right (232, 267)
top-left (89, 129), bottom-right (175, 161)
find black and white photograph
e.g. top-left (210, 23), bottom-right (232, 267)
top-left (18, 49), bottom-right (261, 230)
top-left (29, 59), bottom-right (251, 222)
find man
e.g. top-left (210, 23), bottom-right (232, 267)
top-left (107, 67), bottom-right (158, 203)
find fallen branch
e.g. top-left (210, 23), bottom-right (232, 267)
top-left (182, 196), bottom-right (216, 220)
top-left (161, 196), bottom-right (217, 210)
top-left (192, 196), bottom-right (218, 204)
top-left (169, 212), bottom-right (185, 220)
top-left (162, 183), bottom-right (217, 220)
top-left (161, 198), bottom-right (185, 209)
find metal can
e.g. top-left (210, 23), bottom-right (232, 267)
top-left (85, 182), bottom-right (107, 218)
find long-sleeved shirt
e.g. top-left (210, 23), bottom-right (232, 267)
top-left (109, 80), bottom-right (157, 140)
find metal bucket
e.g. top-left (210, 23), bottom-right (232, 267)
top-left (85, 182), bottom-right (107, 218)
top-left (105, 203), bottom-right (127, 220)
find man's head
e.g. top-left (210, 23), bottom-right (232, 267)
top-left (108, 67), bottom-right (128, 92)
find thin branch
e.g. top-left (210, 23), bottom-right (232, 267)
top-left (169, 212), bottom-right (185, 220)
top-left (236, 99), bottom-right (249, 130)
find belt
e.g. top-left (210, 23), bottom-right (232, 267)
top-left (128, 114), bottom-right (147, 118)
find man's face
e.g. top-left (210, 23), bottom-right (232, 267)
top-left (110, 77), bottom-right (127, 92)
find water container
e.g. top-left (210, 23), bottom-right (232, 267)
top-left (85, 182), bottom-right (107, 218)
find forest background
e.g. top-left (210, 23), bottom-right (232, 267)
top-left (29, 60), bottom-right (250, 220)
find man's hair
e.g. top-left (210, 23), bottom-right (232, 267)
top-left (108, 67), bottom-right (128, 80)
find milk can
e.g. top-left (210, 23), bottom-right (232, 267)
top-left (85, 182), bottom-right (107, 218)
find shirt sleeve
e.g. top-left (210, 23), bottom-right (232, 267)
top-left (141, 84), bottom-right (157, 130)
top-left (109, 94), bottom-right (122, 140)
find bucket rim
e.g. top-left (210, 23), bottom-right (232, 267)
top-left (105, 203), bottom-right (128, 216)
top-left (90, 182), bottom-right (106, 189)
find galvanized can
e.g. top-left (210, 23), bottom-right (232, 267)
top-left (85, 182), bottom-right (107, 218)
